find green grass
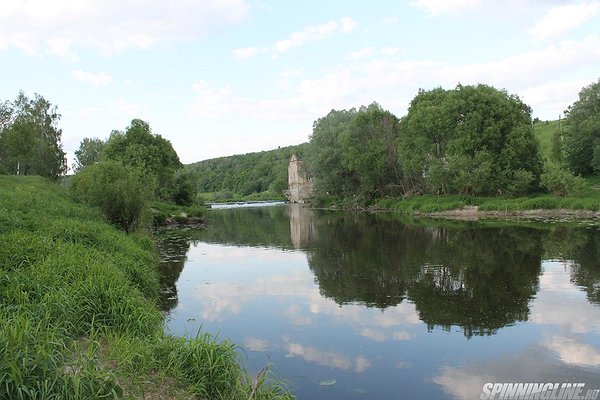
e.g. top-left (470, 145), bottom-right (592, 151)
top-left (148, 200), bottom-right (207, 226)
top-left (377, 190), bottom-right (600, 214)
top-left (533, 120), bottom-right (561, 161)
top-left (0, 175), bottom-right (293, 399)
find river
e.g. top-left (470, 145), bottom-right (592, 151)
top-left (156, 204), bottom-right (600, 399)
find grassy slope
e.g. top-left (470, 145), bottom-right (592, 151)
top-left (0, 176), bottom-right (291, 400)
top-left (533, 120), bottom-right (560, 161)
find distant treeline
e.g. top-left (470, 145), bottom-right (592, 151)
top-left (186, 80), bottom-right (600, 204)
top-left (186, 143), bottom-right (309, 199)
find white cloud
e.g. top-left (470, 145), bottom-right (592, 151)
top-left (382, 16), bottom-right (400, 24)
top-left (381, 47), bottom-right (401, 56)
top-left (340, 16), bottom-right (358, 33)
top-left (0, 0), bottom-right (249, 57)
top-left (393, 331), bottom-right (416, 341)
top-left (529, 2), bottom-right (600, 41)
top-left (530, 261), bottom-right (600, 334)
top-left (433, 367), bottom-right (488, 400)
top-left (284, 340), bottom-right (372, 372)
top-left (274, 17), bottom-right (357, 53)
top-left (244, 337), bottom-right (271, 352)
top-left (348, 47), bottom-right (374, 60)
top-left (72, 70), bottom-right (114, 86)
top-left (544, 336), bottom-right (600, 367)
top-left (411, 0), bottom-right (481, 16)
top-left (232, 46), bottom-right (260, 59)
top-left (359, 328), bottom-right (386, 341)
top-left (520, 80), bottom-right (589, 119)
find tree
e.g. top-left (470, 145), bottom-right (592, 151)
top-left (306, 108), bottom-right (357, 198)
top-left (169, 169), bottom-right (197, 206)
top-left (0, 92), bottom-right (67, 180)
top-left (564, 79), bottom-right (600, 176)
top-left (307, 103), bottom-right (403, 201)
top-left (70, 160), bottom-right (150, 232)
top-left (103, 119), bottom-right (182, 199)
top-left (540, 162), bottom-right (584, 197)
top-left (73, 137), bottom-right (106, 173)
top-left (398, 84), bottom-right (543, 196)
top-left (338, 103), bottom-right (402, 198)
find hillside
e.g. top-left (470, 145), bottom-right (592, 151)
top-left (533, 119), bottom-right (563, 161)
top-left (186, 142), bottom-right (309, 200)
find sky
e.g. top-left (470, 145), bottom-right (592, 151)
top-left (1, 0), bottom-right (599, 167)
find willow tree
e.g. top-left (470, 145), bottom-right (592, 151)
top-left (398, 84), bottom-right (543, 196)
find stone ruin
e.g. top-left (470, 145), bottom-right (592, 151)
top-left (286, 154), bottom-right (313, 203)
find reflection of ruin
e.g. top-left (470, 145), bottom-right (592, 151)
top-left (288, 204), bottom-right (316, 249)
top-left (287, 154), bottom-right (313, 203)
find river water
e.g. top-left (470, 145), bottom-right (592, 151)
top-left (157, 204), bottom-right (600, 399)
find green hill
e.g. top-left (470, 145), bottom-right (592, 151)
top-left (533, 119), bottom-right (563, 161)
top-left (186, 143), bottom-right (309, 201)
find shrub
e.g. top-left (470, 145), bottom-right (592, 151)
top-left (70, 160), bottom-right (150, 232)
top-left (169, 169), bottom-right (197, 206)
top-left (540, 163), bottom-right (585, 197)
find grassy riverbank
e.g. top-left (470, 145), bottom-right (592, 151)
top-left (311, 180), bottom-right (600, 215)
top-left (372, 174), bottom-right (600, 215)
top-left (0, 176), bottom-right (292, 399)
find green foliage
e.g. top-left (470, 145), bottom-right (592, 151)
top-left (540, 162), bottom-right (585, 197)
top-left (69, 160), bottom-right (150, 233)
top-left (0, 176), bottom-right (292, 399)
top-left (0, 92), bottom-right (67, 180)
top-left (104, 119), bottom-right (182, 199)
top-left (564, 78), bottom-right (600, 176)
top-left (187, 143), bottom-right (308, 198)
top-left (307, 108), bottom-right (356, 197)
top-left (168, 169), bottom-right (198, 206)
top-left (307, 103), bottom-right (402, 201)
top-left (398, 84), bottom-right (543, 196)
top-left (73, 137), bottom-right (106, 173)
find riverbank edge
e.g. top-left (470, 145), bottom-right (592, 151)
top-left (404, 206), bottom-right (600, 220)
top-left (310, 194), bottom-right (600, 221)
top-left (0, 176), bottom-right (292, 399)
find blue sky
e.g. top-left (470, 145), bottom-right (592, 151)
top-left (1, 0), bottom-right (599, 166)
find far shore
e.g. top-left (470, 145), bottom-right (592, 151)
top-left (411, 206), bottom-right (600, 221)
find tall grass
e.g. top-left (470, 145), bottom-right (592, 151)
top-left (0, 176), bottom-right (293, 399)
top-left (377, 192), bottom-right (600, 214)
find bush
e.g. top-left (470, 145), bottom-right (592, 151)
top-left (540, 163), bottom-right (585, 197)
top-left (169, 169), bottom-right (197, 206)
top-left (70, 160), bottom-right (150, 232)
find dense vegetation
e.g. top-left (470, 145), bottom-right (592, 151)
top-left (563, 79), bottom-right (600, 176)
top-left (0, 92), bottom-right (67, 180)
top-left (75, 119), bottom-right (196, 207)
top-left (186, 143), bottom-right (308, 200)
top-left (71, 119), bottom-right (202, 231)
top-left (0, 176), bottom-right (292, 399)
top-left (308, 103), bottom-right (401, 200)
top-left (306, 85), bottom-right (544, 205)
top-left (399, 84), bottom-right (543, 196)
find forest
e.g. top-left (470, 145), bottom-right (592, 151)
top-left (186, 143), bottom-right (309, 200)
top-left (185, 80), bottom-right (600, 205)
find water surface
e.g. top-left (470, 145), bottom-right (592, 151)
top-left (157, 205), bottom-right (600, 399)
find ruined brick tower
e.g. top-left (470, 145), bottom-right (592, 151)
top-left (287, 154), bottom-right (313, 203)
